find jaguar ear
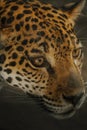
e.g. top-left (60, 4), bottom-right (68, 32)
top-left (61, 0), bottom-right (86, 21)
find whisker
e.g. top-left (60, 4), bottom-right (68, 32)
top-left (80, 41), bottom-right (87, 43)
top-left (71, 12), bottom-right (87, 17)
top-left (81, 40), bottom-right (87, 43)
top-left (80, 40), bottom-right (87, 42)
top-left (79, 38), bottom-right (87, 40)
top-left (0, 93), bottom-right (37, 102)
top-left (4, 88), bottom-right (24, 95)
top-left (84, 82), bottom-right (87, 87)
top-left (76, 27), bottom-right (87, 35)
top-left (79, 13), bottom-right (87, 17)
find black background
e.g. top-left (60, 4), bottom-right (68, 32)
top-left (0, 0), bottom-right (87, 130)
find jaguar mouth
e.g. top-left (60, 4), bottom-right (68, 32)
top-left (42, 101), bottom-right (75, 119)
top-left (52, 93), bottom-right (86, 119)
top-left (42, 91), bottom-right (87, 119)
top-left (51, 108), bottom-right (76, 119)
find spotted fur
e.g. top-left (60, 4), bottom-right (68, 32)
top-left (0, 0), bottom-right (86, 119)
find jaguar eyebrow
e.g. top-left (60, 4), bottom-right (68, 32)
top-left (31, 49), bottom-right (42, 53)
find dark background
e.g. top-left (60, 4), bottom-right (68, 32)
top-left (0, 0), bottom-right (87, 130)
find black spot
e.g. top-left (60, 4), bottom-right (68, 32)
top-left (22, 68), bottom-right (29, 74)
top-left (51, 34), bottom-right (56, 39)
top-left (22, 87), bottom-right (25, 89)
top-left (16, 13), bottom-right (24, 20)
top-left (31, 18), bottom-right (38, 22)
top-left (7, 11), bottom-right (13, 16)
top-left (62, 26), bottom-right (67, 30)
top-left (6, 77), bottom-right (12, 83)
top-left (9, 61), bottom-right (16, 66)
top-left (12, 37), bottom-right (16, 41)
top-left (59, 21), bottom-right (65, 26)
top-left (4, 68), bottom-right (12, 74)
top-left (22, 39), bottom-right (28, 45)
top-left (16, 46), bottom-right (24, 51)
top-left (19, 56), bottom-right (25, 65)
top-left (39, 11), bottom-right (43, 15)
top-left (20, 21), bottom-right (24, 27)
top-left (51, 43), bottom-right (54, 48)
top-left (13, 84), bottom-right (19, 87)
top-left (23, 10), bottom-right (32, 14)
top-left (32, 4), bottom-right (40, 8)
top-left (59, 30), bottom-right (64, 41)
top-left (1, 16), bottom-right (7, 25)
top-left (65, 34), bottom-right (68, 38)
top-left (59, 13), bottom-right (68, 19)
top-left (35, 86), bottom-right (39, 88)
top-left (45, 35), bottom-right (51, 41)
top-left (0, 6), bottom-right (2, 10)
top-left (24, 50), bottom-right (28, 55)
top-left (32, 24), bottom-right (37, 30)
top-left (52, 10), bottom-right (57, 14)
top-left (16, 76), bottom-right (22, 81)
top-left (5, 46), bottom-right (12, 51)
top-left (11, 6), bottom-right (19, 11)
top-left (25, 84), bottom-right (29, 88)
top-left (49, 92), bottom-right (52, 95)
top-left (24, 79), bottom-right (30, 83)
top-left (5, 4), bottom-right (10, 8)
top-left (47, 13), bottom-right (54, 18)
top-left (6, 0), bottom-right (17, 4)
top-left (37, 31), bottom-right (45, 36)
top-left (5, 45), bottom-right (12, 51)
top-left (32, 7), bottom-right (38, 11)
top-left (57, 16), bottom-right (65, 22)
top-left (12, 52), bottom-right (18, 59)
top-left (25, 24), bottom-right (30, 31)
top-left (16, 1), bottom-right (24, 5)
top-left (5, 64), bottom-right (9, 67)
top-left (39, 42), bottom-right (48, 52)
top-left (25, 63), bottom-right (30, 68)
top-left (25, 16), bottom-right (31, 22)
top-left (17, 35), bottom-right (21, 41)
top-left (35, 37), bottom-right (41, 42)
top-left (29, 38), bottom-right (35, 43)
top-left (31, 49), bottom-right (42, 53)
top-left (41, 6), bottom-right (51, 10)
top-left (0, 10), bottom-right (6, 15)
top-left (39, 22), bottom-right (45, 28)
top-left (16, 71), bottom-right (23, 76)
top-left (0, 66), bottom-right (2, 71)
top-left (52, 19), bottom-right (58, 23)
top-left (7, 16), bottom-right (14, 24)
top-left (15, 24), bottom-right (20, 31)
top-left (0, 54), bottom-right (6, 64)
top-left (24, 5), bottom-right (30, 8)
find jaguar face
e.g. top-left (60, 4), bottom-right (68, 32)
top-left (0, 0), bottom-right (87, 119)
top-left (25, 33), bottom-right (86, 119)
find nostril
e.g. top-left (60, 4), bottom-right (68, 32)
top-left (63, 93), bottom-right (84, 106)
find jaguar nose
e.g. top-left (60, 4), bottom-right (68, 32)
top-left (63, 93), bottom-right (84, 106)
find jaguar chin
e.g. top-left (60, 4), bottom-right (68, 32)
top-left (42, 91), bottom-right (87, 119)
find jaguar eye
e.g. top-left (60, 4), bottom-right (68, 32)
top-left (34, 57), bottom-right (44, 66)
top-left (30, 57), bottom-right (44, 67)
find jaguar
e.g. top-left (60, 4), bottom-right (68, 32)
top-left (0, 0), bottom-right (87, 119)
